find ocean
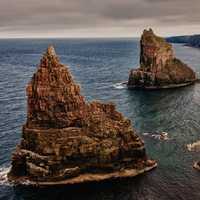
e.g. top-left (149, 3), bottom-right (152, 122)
top-left (0, 38), bottom-right (200, 200)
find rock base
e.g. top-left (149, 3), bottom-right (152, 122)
top-left (8, 161), bottom-right (157, 186)
top-left (127, 80), bottom-right (196, 90)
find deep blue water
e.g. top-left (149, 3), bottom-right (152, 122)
top-left (1, 38), bottom-right (200, 200)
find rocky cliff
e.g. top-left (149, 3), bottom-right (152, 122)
top-left (8, 46), bottom-right (156, 185)
top-left (128, 29), bottom-right (196, 89)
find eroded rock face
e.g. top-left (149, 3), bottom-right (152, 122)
top-left (8, 46), bottom-right (156, 185)
top-left (128, 29), bottom-right (196, 89)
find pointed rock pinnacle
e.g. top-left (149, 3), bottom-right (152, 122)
top-left (46, 45), bottom-right (57, 56)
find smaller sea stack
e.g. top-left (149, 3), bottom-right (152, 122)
top-left (8, 46), bottom-right (156, 186)
top-left (128, 29), bottom-right (196, 89)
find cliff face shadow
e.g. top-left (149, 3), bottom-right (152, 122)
top-left (13, 174), bottom-right (153, 200)
top-left (12, 165), bottom-right (200, 200)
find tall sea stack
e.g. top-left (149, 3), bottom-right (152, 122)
top-left (8, 46), bottom-right (156, 185)
top-left (128, 29), bottom-right (196, 89)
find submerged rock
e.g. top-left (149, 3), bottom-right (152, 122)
top-left (128, 29), bottom-right (196, 89)
top-left (8, 46), bottom-right (156, 185)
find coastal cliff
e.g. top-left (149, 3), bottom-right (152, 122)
top-left (8, 46), bottom-right (156, 185)
top-left (128, 29), bottom-right (196, 89)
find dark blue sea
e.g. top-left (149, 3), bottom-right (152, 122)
top-left (1, 38), bottom-right (200, 200)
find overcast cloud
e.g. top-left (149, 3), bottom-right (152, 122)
top-left (0, 0), bottom-right (199, 38)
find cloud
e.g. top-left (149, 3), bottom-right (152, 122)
top-left (0, 0), bottom-right (199, 37)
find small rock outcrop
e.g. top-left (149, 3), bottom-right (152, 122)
top-left (187, 140), bottom-right (200, 152)
top-left (8, 46), bottom-right (156, 185)
top-left (193, 161), bottom-right (200, 171)
top-left (186, 140), bottom-right (200, 171)
top-left (128, 29), bottom-right (196, 89)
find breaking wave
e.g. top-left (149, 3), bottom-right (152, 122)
top-left (0, 166), bottom-right (11, 186)
top-left (113, 82), bottom-right (127, 89)
top-left (142, 132), bottom-right (170, 141)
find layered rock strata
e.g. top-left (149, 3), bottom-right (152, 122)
top-left (8, 46), bottom-right (156, 185)
top-left (128, 29), bottom-right (196, 89)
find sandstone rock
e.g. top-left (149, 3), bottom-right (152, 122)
top-left (8, 46), bottom-right (157, 185)
top-left (128, 29), bottom-right (196, 89)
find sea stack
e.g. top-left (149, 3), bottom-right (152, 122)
top-left (128, 29), bottom-right (196, 89)
top-left (8, 46), bottom-right (156, 185)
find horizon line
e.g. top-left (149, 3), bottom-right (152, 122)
top-left (0, 34), bottom-right (195, 40)
top-left (0, 36), bottom-right (138, 40)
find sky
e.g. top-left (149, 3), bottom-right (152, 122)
top-left (0, 0), bottom-right (200, 38)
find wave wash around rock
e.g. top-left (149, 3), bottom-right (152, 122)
top-left (128, 29), bottom-right (197, 89)
top-left (8, 46), bottom-right (157, 186)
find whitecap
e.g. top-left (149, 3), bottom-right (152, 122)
top-left (20, 179), bottom-right (32, 186)
top-left (142, 132), bottom-right (150, 136)
top-left (113, 82), bottom-right (127, 89)
top-left (142, 131), bottom-right (170, 141)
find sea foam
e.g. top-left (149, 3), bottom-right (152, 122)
top-left (113, 82), bottom-right (127, 89)
top-left (0, 166), bottom-right (11, 186)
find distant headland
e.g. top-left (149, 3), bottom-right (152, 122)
top-left (167, 34), bottom-right (200, 48)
